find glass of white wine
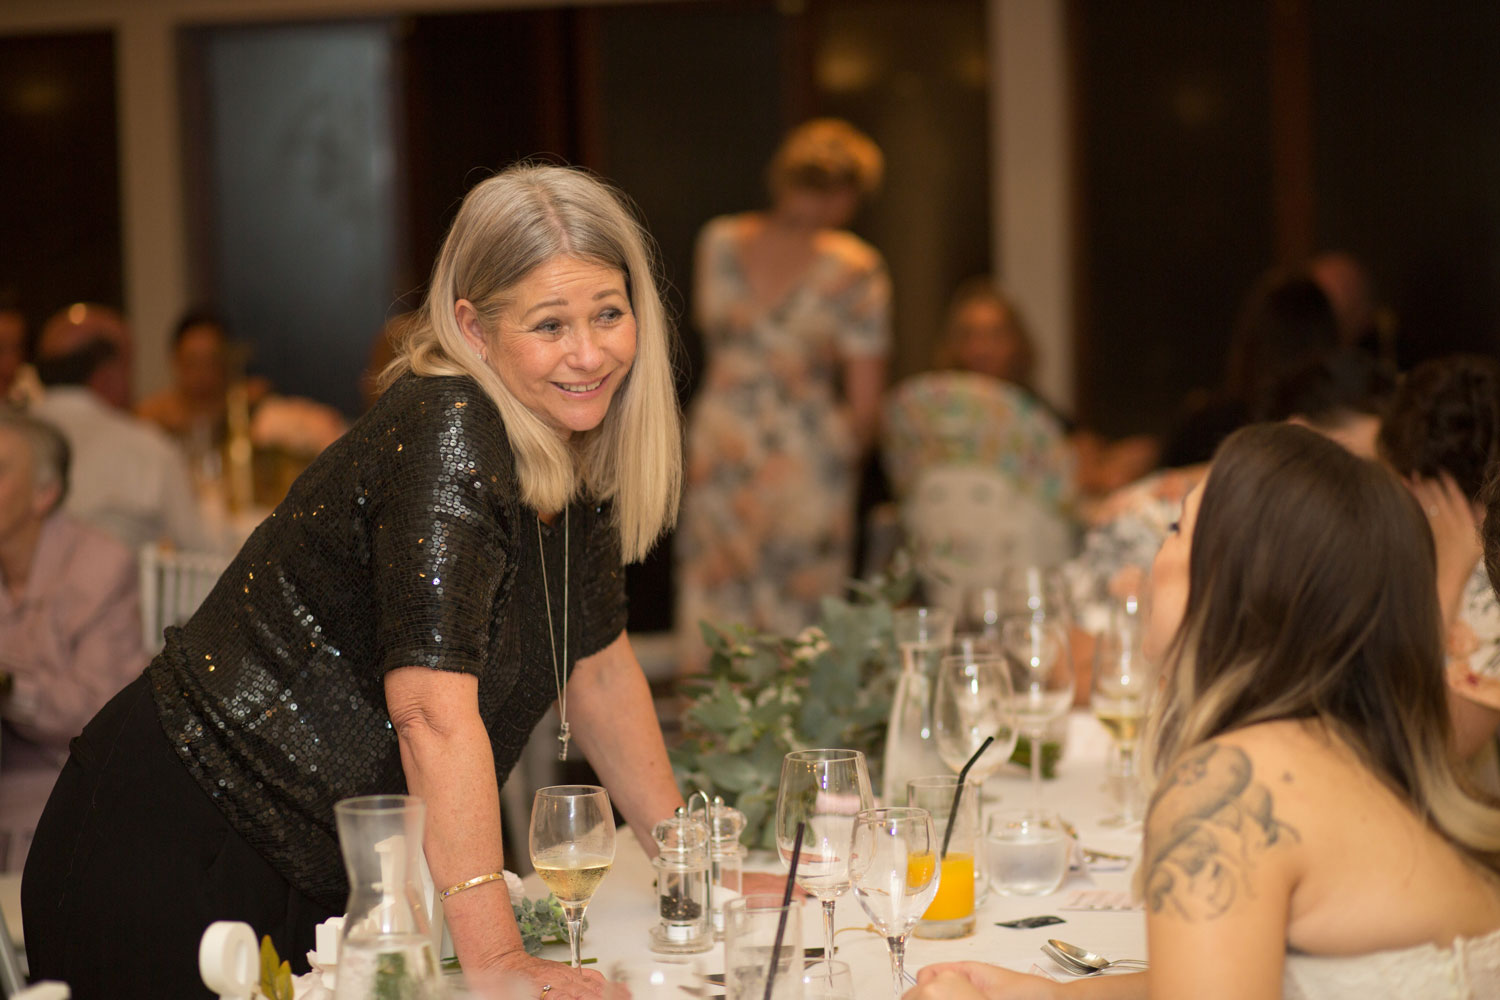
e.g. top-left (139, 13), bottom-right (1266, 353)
top-left (999, 617), bottom-right (1074, 814)
top-left (849, 807), bottom-right (941, 1000)
top-left (530, 784), bottom-right (615, 968)
top-left (1092, 599), bottom-right (1153, 826)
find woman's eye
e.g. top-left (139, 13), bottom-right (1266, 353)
top-left (597, 307), bottom-right (624, 323)
top-left (534, 319), bottom-right (562, 334)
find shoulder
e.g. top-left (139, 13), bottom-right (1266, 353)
top-left (1144, 726), bottom-right (1309, 921)
top-left (367, 373), bottom-right (506, 443)
top-left (817, 229), bottom-right (885, 276)
top-left (698, 214), bottom-right (743, 251)
top-left (42, 513), bottom-right (137, 586)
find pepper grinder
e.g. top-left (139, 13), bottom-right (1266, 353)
top-left (649, 811), bottom-right (712, 953)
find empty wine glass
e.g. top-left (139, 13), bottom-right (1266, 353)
top-left (1000, 618), bottom-right (1074, 813)
top-left (530, 785), bottom-right (615, 969)
top-left (934, 652), bottom-right (1019, 782)
top-left (1092, 597), bottom-right (1154, 826)
top-left (776, 749), bottom-right (874, 965)
top-left (849, 807), bottom-right (941, 1000)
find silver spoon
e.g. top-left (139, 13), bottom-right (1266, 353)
top-left (1043, 939), bottom-right (1149, 975)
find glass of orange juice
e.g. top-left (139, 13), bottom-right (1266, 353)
top-left (906, 775), bottom-right (980, 938)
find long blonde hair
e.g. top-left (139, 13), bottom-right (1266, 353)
top-left (384, 164), bottom-right (682, 562)
top-left (1149, 423), bottom-right (1500, 870)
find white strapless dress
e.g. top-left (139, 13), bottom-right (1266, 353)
top-left (1283, 927), bottom-right (1500, 999)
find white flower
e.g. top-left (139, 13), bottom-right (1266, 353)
top-left (504, 870), bottom-right (526, 907)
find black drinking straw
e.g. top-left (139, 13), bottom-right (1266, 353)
top-left (941, 736), bottom-right (994, 859)
top-left (763, 820), bottom-right (805, 1000)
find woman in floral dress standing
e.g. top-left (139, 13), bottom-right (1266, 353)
top-left (676, 120), bottom-right (890, 663)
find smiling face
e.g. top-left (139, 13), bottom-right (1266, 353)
top-left (458, 256), bottom-right (637, 439)
top-left (1144, 480), bottom-right (1205, 663)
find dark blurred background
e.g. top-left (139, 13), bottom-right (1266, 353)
top-left (4, 0), bottom-right (1500, 628)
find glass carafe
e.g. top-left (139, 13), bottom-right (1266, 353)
top-left (881, 608), bottom-right (955, 802)
top-left (333, 795), bottom-right (448, 1000)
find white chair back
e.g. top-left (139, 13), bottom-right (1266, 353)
top-left (138, 547), bottom-right (230, 654)
top-left (902, 464), bottom-right (1074, 614)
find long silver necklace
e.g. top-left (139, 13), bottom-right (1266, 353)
top-left (538, 507), bottom-right (571, 761)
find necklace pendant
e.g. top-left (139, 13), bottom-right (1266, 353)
top-left (557, 721), bottom-right (572, 762)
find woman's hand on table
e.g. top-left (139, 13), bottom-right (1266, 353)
top-left (467, 950), bottom-right (607, 999)
top-left (905, 962), bottom-right (1061, 1000)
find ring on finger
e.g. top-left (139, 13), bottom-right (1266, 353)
top-left (541, 987), bottom-right (552, 996)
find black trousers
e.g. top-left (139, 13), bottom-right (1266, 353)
top-left (22, 676), bottom-right (337, 999)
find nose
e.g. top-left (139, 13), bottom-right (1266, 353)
top-left (564, 326), bottom-right (604, 370)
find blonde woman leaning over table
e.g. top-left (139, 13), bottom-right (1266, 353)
top-left (908, 423), bottom-right (1500, 1000)
top-left (25, 164), bottom-right (686, 1000)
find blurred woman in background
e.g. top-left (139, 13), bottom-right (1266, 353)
top-left (676, 118), bottom-right (890, 660)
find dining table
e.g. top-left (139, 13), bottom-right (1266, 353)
top-left (504, 709), bottom-right (1148, 997)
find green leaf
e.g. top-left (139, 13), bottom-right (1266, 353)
top-left (259, 936), bottom-right (279, 999)
top-left (687, 678), bottom-right (745, 734)
top-left (275, 961), bottom-right (294, 1000)
top-left (702, 754), bottom-right (761, 792)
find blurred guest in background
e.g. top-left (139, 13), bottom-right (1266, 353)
top-left (1377, 354), bottom-right (1500, 765)
top-left (0, 297), bottom-right (39, 406)
top-left (1162, 266), bottom-right (1340, 467)
top-left (676, 118), bottom-right (890, 658)
top-left (927, 277), bottom-right (1158, 500)
top-left (0, 410), bottom-right (146, 873)
top-left (30, 303), bottom-right (209, 552)
top-left (136, 309), bottom-right (270, 446)
top-left (1067, 349), bottom-right (1393, 635)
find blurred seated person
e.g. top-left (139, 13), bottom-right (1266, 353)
top-left (1377, 355), bottom-right (1500, 764)
top-left (30, 303), bottom-right (210, 552)
top-left (1161, 265), bottom-right (1340, 468)
top-left (0, 297), bottom-right (42, 407)
top-left (932, 278), bottom-right (1158, 499)
top-left (0, 410), bottom-right (146, 872)
top-left (136, 309), bottom-right (270, 448)
top-left (1063, 350), bottom-right (1393, 701)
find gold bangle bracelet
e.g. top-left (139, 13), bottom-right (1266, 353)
top-left (440, 871), bottom-right (507, 899)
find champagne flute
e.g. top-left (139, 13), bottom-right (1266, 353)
top-left (530, 784), bottom-right (615, 969)
top-left (776, 749), bottom-right (874, 966)
top-left (848, 807), bottom-right (941, 1000)
top-left (999, 617), bottom-right (1074, 813)
top-left (1092, 598), bottom-right (1153, 826)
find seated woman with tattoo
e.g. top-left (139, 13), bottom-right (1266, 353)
top-left (908, 423), bottom-right (1500, 1000)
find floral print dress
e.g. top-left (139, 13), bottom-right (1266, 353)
top-left (675, 215), bottom-right (891, 654)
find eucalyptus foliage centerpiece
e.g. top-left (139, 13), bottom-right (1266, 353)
top-left (670, 573), bottom-right (912, 849)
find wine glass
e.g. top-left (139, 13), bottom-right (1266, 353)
top-left (530, 785), bottom-right (615, 969)
top-left (848, 807), bottom-right (941, 1000)
top-left (934, 652), bottom-right (1019, 783)
top-left (1092, 598), bottom-right (1154, 826)
top-left (776, 749), bottom-right (874, 967)
top-left (999, 617), bottom-right (1074, 813)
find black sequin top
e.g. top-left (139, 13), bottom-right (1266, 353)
top-left (146, 374), bottom-right (627, 910)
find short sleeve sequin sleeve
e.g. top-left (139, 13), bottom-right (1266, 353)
top-left (368, 390), bottom-right (514, 677)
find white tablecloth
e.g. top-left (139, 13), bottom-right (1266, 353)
top-left (518, 711), bottom-right (1147, 994)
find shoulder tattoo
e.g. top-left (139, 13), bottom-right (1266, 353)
top-left (1143, 743), bottom-right (1300, 921)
